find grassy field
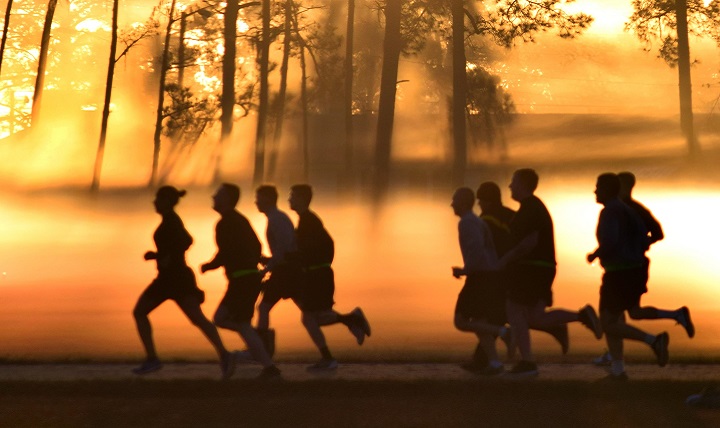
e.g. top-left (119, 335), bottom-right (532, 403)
top-left (2, 379), bottom-right (720, 427)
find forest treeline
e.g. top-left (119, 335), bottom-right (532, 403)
top-left (0, 0), bottom-right (718, 193)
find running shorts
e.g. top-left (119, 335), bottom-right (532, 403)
top-left (219, 273), bottom-right (263, 322)
top-left (599, 265), bottom-right (648, 314)
top-left (455, 271), bottom-right (506, 325)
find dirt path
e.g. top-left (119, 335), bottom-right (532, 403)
top-left (1, 362), bottom-right (719, 382)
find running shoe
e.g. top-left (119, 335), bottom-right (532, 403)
top-left (257, 365), bottom-right (282, 381)
top-left (132, 359), bottom-right (162, 375)
top-left (677, 306), bottom-right (695, 338)
top-left (547, 324), bottom-right (569, 355)
top-left (221, 351), bottom-right (237, 380)
top-left (349, 323), bottom-right (365, 345)
top-left (592, 351), bottom-right (613, 367)
top-left (652, 332), bottom-right (670, 367)
top-left (578, 305), bottom-right (603, 340)
top-left (306, 358), bottom-right (339, 372)
top-left (508, 360), bottom-right (538, 377)
top-left (349, 308), bottom-right (370, 345)
top-left (686, 386), bottom-right (720, 408)
top-left (352, 307), bottom-right (371, 337)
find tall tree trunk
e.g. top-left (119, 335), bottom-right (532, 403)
top-left (300, 44), bottom-right (309, 182)
top-left (267, 0), bottom-right (292, 181)
top-left (675, 0), bottom-right (699, 156)
top-left (90, 0), bottom-right (119, 192)
top-left (451, 0), bottom-right (467, 188)
top-left (343, 0), bottom-right (355, 184)
top-left (0, 0), bottom-right (13, 77)
top-left (253, 0), bottom-right (271, 185)
top-left (31, 0), bottom-right (58, 127)
top-left (150, 0), bottom-right (178, 187)
top-left (219, 0), bottom-right (239, 184)
top-left (178, 11), bottom-right (187, 87)
top-left (373, 0), bottom-right (402, 198)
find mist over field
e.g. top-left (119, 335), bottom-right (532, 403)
top-left (0, 0), bottom-right (719, 363)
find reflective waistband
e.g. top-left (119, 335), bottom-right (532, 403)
top-left (307, 263), bottom-right (332, 271)
top-left (231, 269), bottom-right (260, 278)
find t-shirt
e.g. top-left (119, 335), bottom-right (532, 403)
top-left (153, 211), bottom-right (192, 272)
top-left (480, 205), bottom-right (515, 257)
top-left (296, 210), bottom-right (334, 267)
top-left (265, 208), bottom-right (297, 270)
top-left (623, 197), bottom-right (663, 246)
top-left (206, 210), bottom-right (261, 278)
top-left (509, 195), bottom-right (556, 266)
top-left (595, 198), bottom-right (648, 271)
top-left (458, 211), bottom-right (498, 273)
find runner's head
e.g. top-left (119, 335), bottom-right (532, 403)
top-left (509, 168), bottom-right (538, 202)
top-left (154, 186), bottom-right (186, 214)
top-left (476, 181), bottom-right (502, 211)
top-left (451, 187), bottom-right (475, 217)
top-left (595, 173), bottom-right (620, 205)
top-left (255, 184), bottom-right (278, 213)
top-left (289, 184), bottom-right (312, 213)
top-left (213, 183), bottom-right (240, 213)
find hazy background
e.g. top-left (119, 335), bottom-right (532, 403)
top-left (0, 0), bottom-right (719, 362)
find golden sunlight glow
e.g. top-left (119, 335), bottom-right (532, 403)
top-left (194, 71), bottom-right (221, 94)
top-left (75, 19), bottom-right (110, 33)
top-left (567, 0), bottom-right (634, 36)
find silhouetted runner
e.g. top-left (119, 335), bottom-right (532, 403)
top-left (200, 183), bottom-right (280, 380)
top-left (451, 187), bottom-right (511, 376)
top-left (503, 169), bottom-right (603, 376)
top-left (132, 186), bottom-right (233, 378)
top-left (593, 172), bottom-right (692, 367)
top-left (254, 185), bottom-right (299, 356)
top-left (288, 184), bottom-right (371, 371)
top-left (588, 173), bottom-right (693, 380)
top-left (477, 182), bottom-right (569, 357)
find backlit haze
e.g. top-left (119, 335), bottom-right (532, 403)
top-left (0, 0), bottom-right (719, 362)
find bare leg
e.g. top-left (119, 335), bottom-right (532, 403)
top-left (454, 314), bottom-right (502, 336)
top-left (256, 301), bottom-right (273, 331)
top-left (132, 293), bottom-right (166, 361)
top-left (601, 311), bottom-right (627, 362)
top-left (628, 305), bottom-right (685, 321)
top-left (302, 311), bottom-right (328, 351)
top-left (316, 310), bottom-right (341, 326)
top-left (528, 302), bottom-right (578, 329)
top-left (506, 299), bottom-right (533, 362)
top-left (455, 321), bottom-right (502, 371)
top-left (601, 309), bottom-right (650, 344)
top-left (176, 296), bottom-right (228, 359)
top-left (214, 306), bottom-right (273, 367)
top-left (478, 332), bottom-right (500, 363)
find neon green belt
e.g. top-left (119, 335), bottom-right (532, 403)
top-left (307, 263), bottom-right (332, 271)
top-left (231, 269), bottom-right (260, 278)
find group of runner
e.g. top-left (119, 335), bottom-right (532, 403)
top-left (131, 168), bottom-right (694, 381)
top-left (132, 183), bottom-right (370, 380)
top-left (451, 168), bottom-right (695, 379)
